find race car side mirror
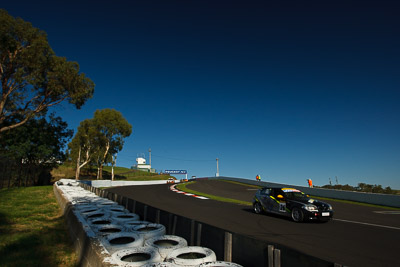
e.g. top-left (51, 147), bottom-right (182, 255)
top-left (277, 194), bottom-right (284, 199)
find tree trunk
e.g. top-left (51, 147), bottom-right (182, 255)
top-left (111, 154), bottom-right (117, 181)
top-left (99, 141), bottom-right (110, 180)
top-left (77, 146), bottom-right (91, 180)
top-left (75, 147), bottom-right (81, 180)
top-left (99, 165), bottom-right (103, 180)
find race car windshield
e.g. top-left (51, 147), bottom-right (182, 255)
top-left (284, 192), bottom-right (308, 200)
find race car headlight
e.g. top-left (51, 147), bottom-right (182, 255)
top-left (303, 204), bottom-right (318, 211)
top-left (327, 204), bottom-right (333, 211)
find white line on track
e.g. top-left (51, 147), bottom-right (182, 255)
top-left (373, 211), bottom-right (400, 215)
top-left (333, 218), bottom-right (400, 231)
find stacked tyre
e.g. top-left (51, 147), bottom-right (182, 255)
top-left (56, 179), bottom-right (243, 267)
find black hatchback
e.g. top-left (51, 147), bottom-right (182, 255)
top-left (253, 187), bottom-right (333, 222)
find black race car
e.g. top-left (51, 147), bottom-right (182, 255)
top-left (253, 187), bottom-right (333, 222)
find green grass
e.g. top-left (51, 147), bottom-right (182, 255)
top-left (0, 186), bottom-right (77, 267)
top-left (219, 179), bottom-right (262, 189)
top-left (176, 182), bottom-right (252, 206)
top-left (52, 164), bottom-right (173, 181)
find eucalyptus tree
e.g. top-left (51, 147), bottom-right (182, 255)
top-left (68, 119), bottom-right (100, 180)
top-left (68, 109), bottom-right (132, 180)
top-left (92, 109), bottom-right (132, 180)
top-left (0, 9), bottom-right (94, 133)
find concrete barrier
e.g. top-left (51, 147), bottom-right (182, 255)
top-left (80, 180), bottom-right (169, 188)
top-left (205, 176), bottom-right (400, 208)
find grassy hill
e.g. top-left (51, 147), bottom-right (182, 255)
top-left (51, 164), bottom-right (174, 181)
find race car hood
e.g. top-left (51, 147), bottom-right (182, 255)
top-left (287, 197), bottom-right (331, 209)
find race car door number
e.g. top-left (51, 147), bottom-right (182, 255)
top-left (279, 203), bottom-right (286, 212)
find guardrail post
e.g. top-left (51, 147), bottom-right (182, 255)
top-left (143, 205), bottom-right (148, 221)
top-left (274, 248), bottom-right (281, 267)
top-left (224, 232), bottom-right (232, 262)
top-left (196, 223), bottom-right (202, 246)
top-left (190, 220), bottom-right (195, 245)
top-left (268, 245), bottom-right (281, 267)
top-left (268, 245), bottom-right (274, 267)
top-left (155, 209), bottom-right (160, 224)
top-left (172, 215), bottom-right (177, 235)
top-left (167, 214), bottom-right (173, 234)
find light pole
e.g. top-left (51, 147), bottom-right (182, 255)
top-left (216, 158), bottom-right (219, 177)
top-left (149, 148), bottom-right (151, 167)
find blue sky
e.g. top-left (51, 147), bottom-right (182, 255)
top-left (3, 0), bottom-right (400, 188)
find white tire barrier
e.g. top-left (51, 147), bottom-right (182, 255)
top-left (72, 199), bottom-right (92, 205)
top-left (82, 210), bottom-right (109, 220)
top-left (102, 232), bottom-right (144, 253)
top-left (198, 261), bottom-right (244, 267)
top-left (97, 201), bottom-right (118, 208)
top-left (132, 223), bottom-right (166, 241)
top-left (94, 198), bottom-right (117, 205)
top-left (144, 235), bottom-right (188, 259)
top-left (87, 217), bottom-right (114, 227)
top-left (94, 224), bottom-right (125, 236)
top-left (125, 220), bottom-right (150, 227)
top-left (142, 262), bottom-right (178, 267)
top-left (79, 206), bottom-right (100, 214)
top-left (57, 179), bottom-right (236, 267)
top-left (102, 205), bottom-right (128, 213)
top-left (112, 213), bottom-right (140, 222)
top-left (112, 247), bottom-right (162, 266)
top-left (165, 246), bottom-right (217, 266)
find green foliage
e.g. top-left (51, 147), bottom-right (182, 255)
top-left (0, 114), bottom-right (73, 187)
top-left (67, 109), bottom-right (132, 179)
top-left (0, 186), bottom-right (77, 266)
top-left (0, 9), bottom-right (94, 133)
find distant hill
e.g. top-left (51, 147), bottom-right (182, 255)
top-left (320, 183), bottom-right (400, 195)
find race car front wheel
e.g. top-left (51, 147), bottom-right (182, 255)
top-left (291, 208), bottom-right (304, 222)
top-left (253, 202), bottom-right (263, 214)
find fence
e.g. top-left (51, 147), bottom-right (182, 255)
top-left (0, 156), bottom-right (52, 188)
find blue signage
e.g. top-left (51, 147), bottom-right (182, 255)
top-left (165, 170), bottom-right (187, 174)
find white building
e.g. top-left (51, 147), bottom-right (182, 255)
top-left (131, 154), bottom-right (155, 173)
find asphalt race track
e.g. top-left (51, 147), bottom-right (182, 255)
top-left (107, 180), bottom-right (400, 267)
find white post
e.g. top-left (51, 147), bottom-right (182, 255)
top-left (149, 148), bottom-right (152, 167)
top-left (216, 158), bottom-right (219, 177)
